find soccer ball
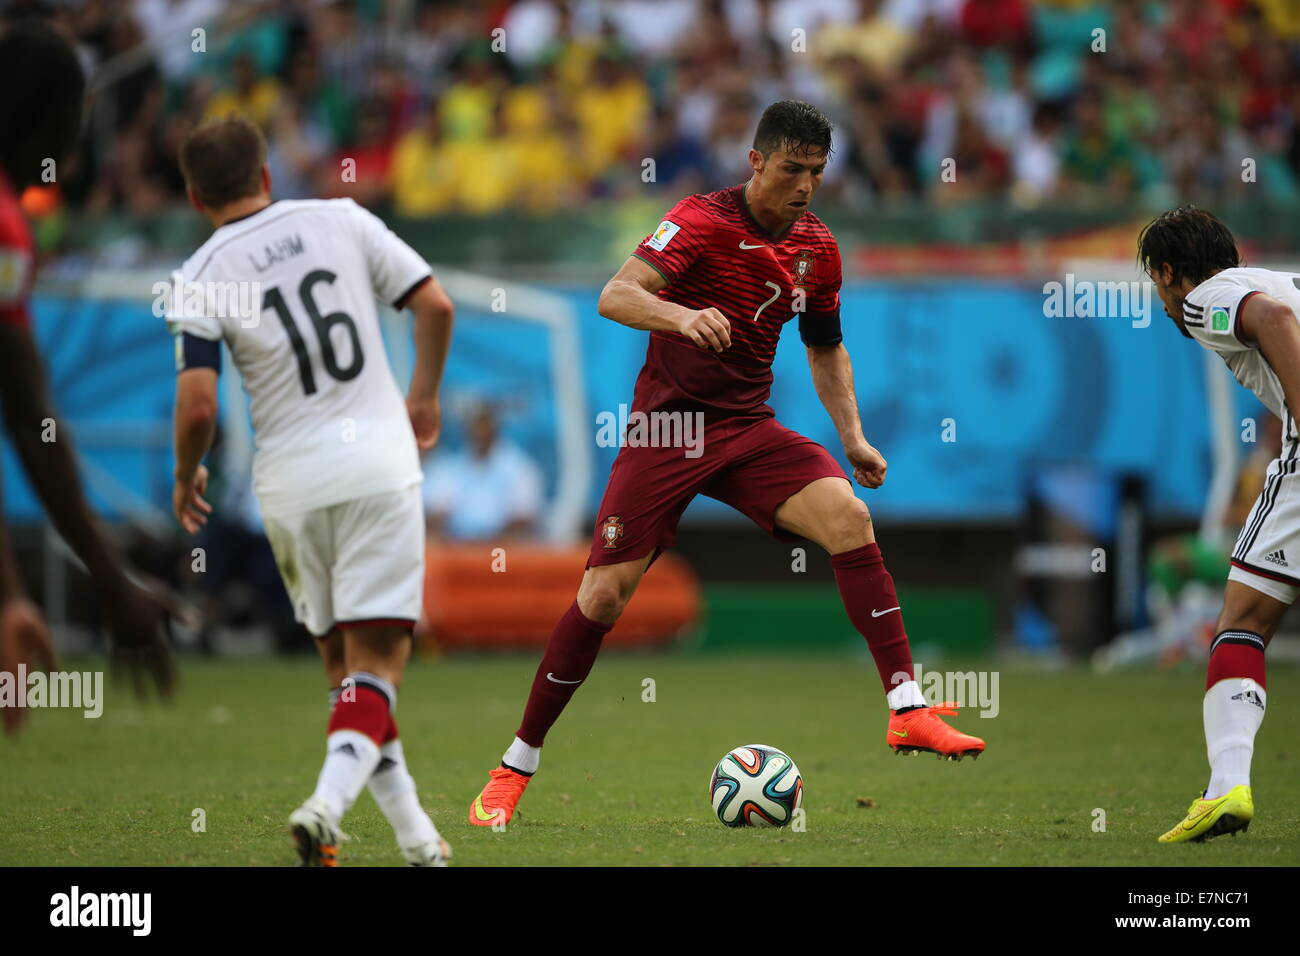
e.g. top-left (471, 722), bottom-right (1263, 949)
top-left (709, 744), bottom-right (803, 828)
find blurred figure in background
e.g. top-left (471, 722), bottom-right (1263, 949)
top-left (424, 404), bottom-right (544, 543)
top-left (0, 15), bottom-right (175, 705)
top-left (1097, 411), bottom-right (1285, 672)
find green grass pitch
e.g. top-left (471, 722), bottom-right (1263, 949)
top-left (2, 653), bottom-right (1297, 866)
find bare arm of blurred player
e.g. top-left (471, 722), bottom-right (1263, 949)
top-left (0, 488), bottom-right (54, 734)
top-left (598, 256), bottom-right (733, 352)
top-left (0, 323), bottom-right (176, 697)
top-left (1240, 295), bottom-right (1300, 440)
top-left (405, 278), bottom-right (455, 451)
top-left (806, 343), bottom-right (887, 489)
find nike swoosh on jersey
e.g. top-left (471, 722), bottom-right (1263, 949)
top-left (738, 241), bottom-right (765, 250)
top-left (871, 607), bottom-right (901, 618)
top-left (546, 673), bottom-right (583, 685)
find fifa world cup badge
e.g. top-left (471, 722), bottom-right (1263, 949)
top-left (792, 250), bottom-right (814, 287)
top-left (601, 515), bottom-right (625, 549)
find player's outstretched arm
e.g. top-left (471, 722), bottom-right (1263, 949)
top-left (806, 343), bottom-right (887, 489)
top-left (1240, 294), bottom-right (1300, 426)
top-left (0, 324), bottom-right (177, 697)
top-left (0, 325), bottom-right (143, 595)
top-left (405, 278), bottom-right (455, 450)
top-left (598, 257), bottom-right (731, 352)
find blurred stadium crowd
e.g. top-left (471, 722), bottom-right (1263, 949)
top-left (23, 0), bottom-right (1300, 223)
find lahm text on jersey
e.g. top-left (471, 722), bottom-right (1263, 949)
top-left (249, 233), bottom-right (306, 273)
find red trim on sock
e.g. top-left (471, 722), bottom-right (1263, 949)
top-left (327, 683), bottom-right (390, 745)
top-left (1207, 634), bottom-right (1267, 691)
top-left (383, 713), bottom-right (398, 745)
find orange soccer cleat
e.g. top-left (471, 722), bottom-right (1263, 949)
top-left (469, 765), bottom-right (533, 827)
top-left (887, 703), bottom-right (986, 761)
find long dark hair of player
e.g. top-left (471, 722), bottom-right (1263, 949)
top-left (1137, 205), bottom-right (1242, 287)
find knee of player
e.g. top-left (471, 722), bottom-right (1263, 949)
top-left (579, 582), bottom-right (629, 624)
top-left (827, 498), bottom-right (872, 549)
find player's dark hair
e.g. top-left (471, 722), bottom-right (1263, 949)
top-left (1137, 205), bottom-right (1242, 287)
top-left (0, 19), bottom-right (85, 189)
top-left (179, 115), bottom-right (268, 210)
top-left (753, 101), bottom-right (833, 159)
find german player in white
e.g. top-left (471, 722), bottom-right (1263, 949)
top-left (165, 116), bottom-right (455, 865)
top-left (1141, 205), bottom-right (1300, 843)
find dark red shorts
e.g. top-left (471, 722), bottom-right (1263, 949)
top-left (588, 413), bottom-right (847, 567)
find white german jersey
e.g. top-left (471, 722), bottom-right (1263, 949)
top-left (166, 198), bottom-right (430, 516)
top-left (1184, 266), bottom-right (1300, 437)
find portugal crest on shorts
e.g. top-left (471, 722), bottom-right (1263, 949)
top-left (792, 249), bottom-right (815, 287)
top-left (601, 515), bottom-right (624, 549)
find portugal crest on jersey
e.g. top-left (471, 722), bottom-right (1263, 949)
top-left (792, 250), bottom-right (815, 286)
top-left (601, 515), bottom-right (625, 549)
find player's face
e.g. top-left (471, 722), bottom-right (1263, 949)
top-left (1146, 262), bottom-right (1193, 338)
top-left (751, 146), bottom-right (827, 222)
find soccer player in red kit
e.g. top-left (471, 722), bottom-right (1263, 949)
top-left (470, 101), bottom-right (984, 826)
top-left (0, 19), bottom-right (175, 710)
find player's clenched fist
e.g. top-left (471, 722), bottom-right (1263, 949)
top-left (846, 439), bottom-right (887, 489)
top-left (676, 307), bottom-right (731, 352)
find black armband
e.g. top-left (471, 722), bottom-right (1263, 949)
top-left (798, 308), bottom-right (842, 347)
top-left (176, 332), bottom-right (221, 373)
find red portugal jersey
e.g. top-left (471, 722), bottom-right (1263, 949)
top-left (0, 169), bottom-right (35, 330)
top-left (628, 183), bottom-right (842, 415)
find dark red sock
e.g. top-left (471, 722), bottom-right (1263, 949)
top-left (1206, 630), bottom-right (1267, 691)
top-left (516, 601), bottom-right (613, 747)
top-left (327, 680), bottom-right (391, 746)
top-left (831, 542), bottom-right (915, 692)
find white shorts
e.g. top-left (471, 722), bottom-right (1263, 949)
top-left (263, 484), bottom-right (425, 638)
top-left (1229, 450), bottom-right (1300, 605)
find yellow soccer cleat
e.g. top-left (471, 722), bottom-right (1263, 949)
top-left (1158, 785), bottom-right (1253, 843)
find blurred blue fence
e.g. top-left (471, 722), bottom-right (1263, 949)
top-left (2, 282), bottom-right (1246, 524)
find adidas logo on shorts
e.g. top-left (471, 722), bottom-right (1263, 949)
top-left (1263, 549), bottom-right (1289, 567)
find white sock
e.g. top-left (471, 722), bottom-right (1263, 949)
top-left (367, 739), bottom-right (438, 848)
top-left (502, 736), bottom-right (540, 775)
top-left (1204, 678), bottom-right (1266, 800)
top-left (886, 679), bottom-right (926, 711)
top-left (312, 729), bottom-right (381, 821)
